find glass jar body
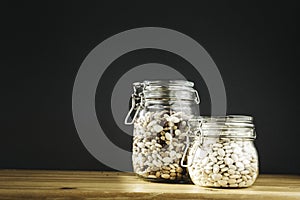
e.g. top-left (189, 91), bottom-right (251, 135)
top-left (188, 137), bottom-right (259, 188)
top-left (132, 100), bottom-right (199, 183)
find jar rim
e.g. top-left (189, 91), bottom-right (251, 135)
top-left (188, 115), bottom-right (256, 139)
top-left (190, 115), bottom-right (253, 124)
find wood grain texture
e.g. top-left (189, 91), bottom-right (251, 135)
top-left (0, 170), bottom-right (299, 200)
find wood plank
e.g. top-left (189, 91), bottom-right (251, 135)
top-left (0, 170), bottom-right (299, 200)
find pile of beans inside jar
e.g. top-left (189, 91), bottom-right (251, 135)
top-left (132, 110), bottom-right (193, 182)
top-left (188, 138), bottom-right (258, 187)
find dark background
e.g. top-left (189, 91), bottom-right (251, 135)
top-left (1, 1), bottom-right (299, 174)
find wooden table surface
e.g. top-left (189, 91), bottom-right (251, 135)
top-left (0, 170), bottom-right (299, 200)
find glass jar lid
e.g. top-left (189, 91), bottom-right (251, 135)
top-left (134, 80), bottom-right (195, 87)
top-left (188, 115), bottom-right (256, 139)
top-left (133, 80), bottom-right (200, 103)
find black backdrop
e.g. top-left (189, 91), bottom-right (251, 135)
top-left (1, 1), bottom-right (299, 174)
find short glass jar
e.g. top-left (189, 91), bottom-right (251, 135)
top-left (125, 80), bottom-right (200, 183)
top-left (186, 116), bottom-right (259, 188)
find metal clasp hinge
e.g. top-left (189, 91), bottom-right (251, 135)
top-left (180, 120), bottom-right (203, 167)
top-left (194, 90), bottom-right (200, 104)
top-left (124, 83), bottom-right (145, 125)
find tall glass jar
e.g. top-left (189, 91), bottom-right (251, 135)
top-left (125, 80), bottom-right (200, 183)
top-left (187, 116), bottom-right (259, 188)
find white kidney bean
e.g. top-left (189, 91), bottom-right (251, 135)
top-left (188, 138), bottom-right (258, 187)
top-left (132, 110), bottom-right (193, 182)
